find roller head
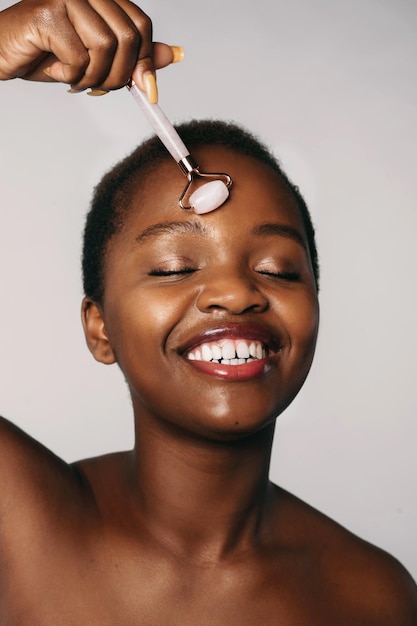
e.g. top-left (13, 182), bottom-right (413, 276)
top-left (189, 180), bottom-right (230, 214)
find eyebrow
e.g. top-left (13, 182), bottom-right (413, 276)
top-left (136, 220), bottom-right (209, 243)
top-left (252, 223), bottom-right (307, 250)
top-left (135, 219), bottom-right (307, 250)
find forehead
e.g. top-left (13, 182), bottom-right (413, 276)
top-left (122, 145), bottom-right (306, 240)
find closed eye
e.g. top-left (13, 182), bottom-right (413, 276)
top-left (149, 267), bottom-right (197, 276)
top-left (258, 270), bottom-right (300, 281)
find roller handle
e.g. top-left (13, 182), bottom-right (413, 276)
top-left (128, 82), bottom-right (190, 163)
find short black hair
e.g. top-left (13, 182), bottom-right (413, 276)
top-left (82, 119), bottom-right (319, 303)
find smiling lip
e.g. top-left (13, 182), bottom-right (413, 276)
top-left (186, 358), bottom-right (272, 381)
top-left (179, 324), bottom-right (281, 382)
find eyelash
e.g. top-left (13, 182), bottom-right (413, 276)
top-left (149, 267), bottom-right (197, 276)
top-left (149, 268), bottom-right (299, 282)
top-left (258, 270), bottom-right (300, 281)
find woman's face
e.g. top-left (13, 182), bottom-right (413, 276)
top-left (94, 146), bottom-right (319, 440)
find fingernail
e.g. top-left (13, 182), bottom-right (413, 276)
top-left (67, 87), bottom-right (86, 94)
top-left (87, 89), bottom-right (109, 97)
top-left (43, 67), bottom-right (52, 77)
top-left (144, 72), bottom-right (158, 104)
top-left (170, 46), bottom-right (184, 64)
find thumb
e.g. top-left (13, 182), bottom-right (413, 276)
top-left (132, 42), bottom-right (184, 103)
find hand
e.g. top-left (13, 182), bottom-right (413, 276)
top-left (0, 0), bottom-right (178, 95)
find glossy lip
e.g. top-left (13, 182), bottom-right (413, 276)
top-left (186, 358), bottom-right (273, 381)
top-left (178, 323), bottom-right (282, 382)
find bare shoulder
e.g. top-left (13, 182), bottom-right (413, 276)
top-left (0, 415), bottom-right (85, 530)
top-left (0, 414), bottom-right (70, 479)
top-left (270, 484), bottom-right (417, 624)
top-left (0, 414), bottom-right (132, 525)
top-left (334, 527), bottom-right (417, 625)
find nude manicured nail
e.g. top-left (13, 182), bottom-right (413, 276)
top-left (87, 89), bottom-right (109, 97)
top-left (144, 72), bottom-right (158, 104)
top-left (67, 87), bottom-right (86, 94)
top-left (170, 46), bottom-right (185, 64)
top-left (43, 67), bottom-right (52, 77)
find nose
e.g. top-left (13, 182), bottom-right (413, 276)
top-left (196, 270), bottom-right (268, 315)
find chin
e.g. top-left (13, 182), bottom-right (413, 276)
top-left (181, 399), bottom-right (285, 443)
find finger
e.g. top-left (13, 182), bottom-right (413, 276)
top-left (35, 0), bottom-right (179, 91)
top-left (36, 1), bottom-right (112, 84)
top-left (0, 3), bottom-right (89, 82)
top-left (112, 0), bottom-right (153, 90)
top-left (25, 43), bottom-right (182, 86)
top-left (153, 42), bottom-right (184, 70)
top-left (20, 53), bottom-right (65, 82)
top-left (131, 43), bottom-right (183, 104)
top-left (68, 0), bottom-right (153, 91)
top-left (61, 0), bottom-right (122, 88)
top-left (110, 3), bottom-right (185, 82)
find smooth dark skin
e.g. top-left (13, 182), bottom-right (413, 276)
top-left (1, 2), bottom-right (417, 624)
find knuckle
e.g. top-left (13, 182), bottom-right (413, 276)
top-left (137, 11), bottom-right (152, 29)
top-left (135, 12), bottom-right (152, 40)
top-left (119, 27), bottom-right (140, 49)
top-left (71, 49), bottom-right (90, 72)
top-left (96, 32), bottom-right (118, 54)
top-left (65, 52), bottom-right (89, 83)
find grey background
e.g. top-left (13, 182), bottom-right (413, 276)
top-left (1, 0), bottom-right (416, 577)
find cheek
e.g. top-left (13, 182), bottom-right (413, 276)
top-left (104, 287), bottom-right (188, 370)
top-left (298, 296), bottom-right (319, 344)
top-left (278, 289), bottom-right (319, 356)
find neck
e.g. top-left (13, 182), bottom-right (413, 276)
top-left (128, 411), bottom-right (275, 561)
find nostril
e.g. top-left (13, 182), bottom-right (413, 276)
top-left (196, 282), bottom-right (268, 315)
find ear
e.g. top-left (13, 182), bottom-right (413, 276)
top-left (81, 297), bottom-right (116, 365)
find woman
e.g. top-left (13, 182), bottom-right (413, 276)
top-left (0, 1), bottom-right (416, 623)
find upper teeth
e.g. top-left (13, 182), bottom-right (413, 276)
top-left (186, 339), bottom-right (266, 364)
